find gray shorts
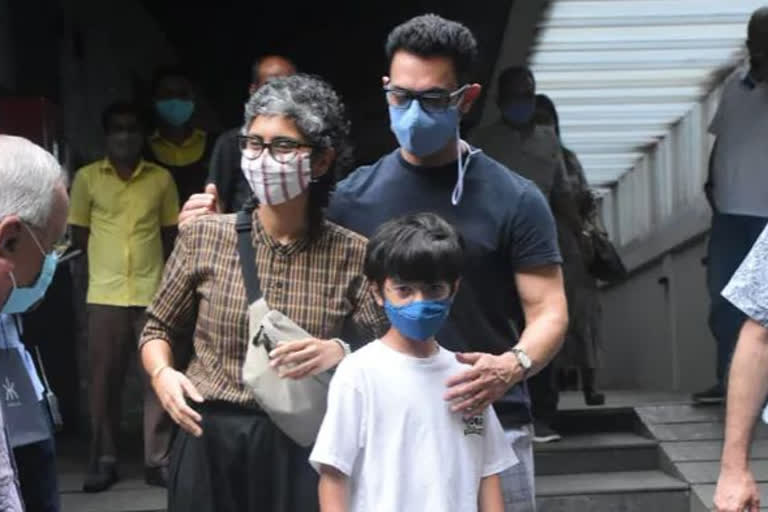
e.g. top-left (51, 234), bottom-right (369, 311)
top-left (501, 424), bottom-right (536, 512)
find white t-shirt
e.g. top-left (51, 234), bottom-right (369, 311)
top-left (709, 65), bottom-right (768, 218)
top-left (309, 340), bottom-right (518, 512)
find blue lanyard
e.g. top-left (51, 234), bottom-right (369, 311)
top-left (0, 316), bottom-right (21, 350)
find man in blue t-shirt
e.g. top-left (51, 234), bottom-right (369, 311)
top-left (330, 16), bottom-right (567, 509)
top-left (177, 15), bottom-right (567, 510)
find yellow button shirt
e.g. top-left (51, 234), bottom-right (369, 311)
top-left (149, 129), bottom-right (207, 167)
top-left (68, 159), bottom-right (180, 307)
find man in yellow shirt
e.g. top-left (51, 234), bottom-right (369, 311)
top-left (68, 102), bottom-right (179, 493)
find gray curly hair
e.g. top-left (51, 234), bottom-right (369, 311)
top-left (242, 73), bottom-right (353, 178)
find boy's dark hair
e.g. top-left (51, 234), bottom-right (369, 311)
top-left (101, 101), bottom-right (144, 133)
top-left (364, 212), bottom-right (464, 289)
top-left (385, 14), bottom-right (478, 83)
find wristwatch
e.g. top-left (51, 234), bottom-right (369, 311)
top-left (510, 347), bottom-right (533, 378)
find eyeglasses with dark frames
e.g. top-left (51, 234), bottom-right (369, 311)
top-left (383, 84), bottom-right (470, 113)
top-left (238, 135), bottom-right (314, 163)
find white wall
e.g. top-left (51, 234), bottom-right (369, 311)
top-left (592, 78), bottom-right (725, 392)
top-left (599, 237), bottom-right (716, 392)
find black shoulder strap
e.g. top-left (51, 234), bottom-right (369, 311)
top-left (235, 210), bottom-right (262, 304)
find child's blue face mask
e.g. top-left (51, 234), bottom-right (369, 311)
top-left (384, 298), bottom-right (452, 342)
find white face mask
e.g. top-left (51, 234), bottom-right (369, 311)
top-left (241, 152), bottom-right (313, 206)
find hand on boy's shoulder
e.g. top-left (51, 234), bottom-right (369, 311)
top-left (443, 351), bottom-right (520, 418)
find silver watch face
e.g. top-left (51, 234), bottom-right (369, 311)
top-left (515, 349), bottom-right (532, 369)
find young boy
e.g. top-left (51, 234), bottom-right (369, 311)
top-left (310, 213), bottom-right (517, 511)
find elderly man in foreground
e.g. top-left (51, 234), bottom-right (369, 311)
top-left (0, 135), bottom-right (69, 511)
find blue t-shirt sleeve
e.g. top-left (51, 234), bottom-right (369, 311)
top-left (507, 182), bottom-right (562, 270)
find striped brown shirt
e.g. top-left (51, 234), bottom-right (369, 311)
top-left (139, 212), bottom-right (386, 406)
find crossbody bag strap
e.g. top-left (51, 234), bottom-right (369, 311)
top-left (235, 209), bottom-right (263, 304)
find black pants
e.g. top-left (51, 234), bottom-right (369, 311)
top-left (14, 436), bottom-right (60, 512)
top-left (169, 401), bottom-right (318, 512)
top-left (529, 362), bottom-right (559, 425)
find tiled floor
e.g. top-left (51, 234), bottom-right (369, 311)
top-left (50, 390), bottom-right (716, 512)
top-left (56, 437), bottom-right (165, 512)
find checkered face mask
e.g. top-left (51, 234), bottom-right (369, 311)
top-left (241, 152), bottom-right (313, 206)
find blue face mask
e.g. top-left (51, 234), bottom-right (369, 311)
top-left (501, 100), bottom-right (535, 125)
top-left (389, 101), bottom-right (459, 157)
top-left (2, 226), bottom-right (58, 315)
top-left (155, 99), bottom-right (195, 127)
top-left (384, 299), bottom-right (452, 342)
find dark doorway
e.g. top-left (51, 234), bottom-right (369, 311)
top-left (141, 0), bottom-right (514, 167)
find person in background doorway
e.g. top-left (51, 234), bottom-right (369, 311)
top-left (148, 67), bottom-right (216, 204)
top-left (69, 102), bottom-right (179, 492)
top-left (0, 135), bottom-right (70, 512)
top-left (694, 6), bottom-right (768, 405)
top-left (187, 55), bottom-right (297, 217)
top-left (470, 66), bottom-right (575, 444)
top-left (535, 93), bottom-right (605, 408)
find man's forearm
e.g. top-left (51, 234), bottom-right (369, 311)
top-left (722, 319), bottom-right (768, 470)
top-left (140, 338), bottom-right (174, 378)
top-left (515, 308), bottom-right (567, 376)
top-left (512, 266), bottom-right (568, 377)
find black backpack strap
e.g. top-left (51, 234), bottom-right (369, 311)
top-left (235, 209), bottom-right (262, 304)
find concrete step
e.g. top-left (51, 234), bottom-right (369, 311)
top-left (536, 470), bottom-right (690, 512)
top-left (535, 431), bottom-right (659, 475)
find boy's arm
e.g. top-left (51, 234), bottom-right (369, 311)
top-left (319, 465), bottom-right (349, 512)
top-left (478, 473), bottom-right (504, 512)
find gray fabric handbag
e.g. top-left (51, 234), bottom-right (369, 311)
top-left (236, 210), bottom-right (333, 447)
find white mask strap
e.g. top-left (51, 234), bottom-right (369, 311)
top-left (451, 130), bottom-right (482, 206)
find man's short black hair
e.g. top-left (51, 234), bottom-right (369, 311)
top-left (250, 54), bottom-right (296, 84)
top-left (385, 14), bottom-right (478, 83)
top-left (151, 65), bottom-right (193, 94)
top-left (101, 101), bottom-right (143, 133)
top-left (364, 212), bottom-right (464, 289)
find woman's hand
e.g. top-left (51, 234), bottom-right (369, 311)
top-left (269, 339), bottom-right (345, 379)
top-left (152, 368), bottom-right (205, 437)
top-left (178, 184), bottom-right (220, 227)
